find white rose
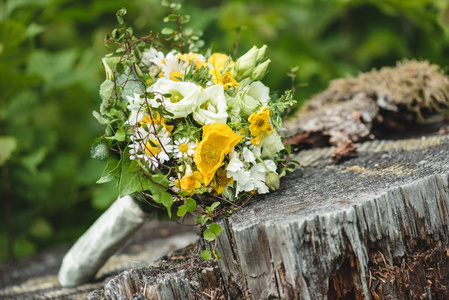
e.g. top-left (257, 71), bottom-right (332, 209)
top-left (150, 78), bottom-right (201, 119)
top-left (193, 84), bottom-right (228, 125)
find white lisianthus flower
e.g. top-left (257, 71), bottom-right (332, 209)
top-left (259, 132), bottom-right (285, 158)
top-left (227, 80), bottom-right (270, 115)
top-left (173, 137), bottom-right (196, 158)
top-left (150, 78), bottom-right (201, 119)
top-left (249, 160), bottom-right (277, 194)
top-left (226, 150), bottom-right (244, 175)
top-left (193, 84), bottom-right (228, 125)
top-left (242, 147), bottom-right (256, 164)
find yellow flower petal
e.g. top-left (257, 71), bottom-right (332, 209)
top-left (194, 123), bottom-right (242, 186)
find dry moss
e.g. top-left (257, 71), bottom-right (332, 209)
top-left (303, 60), bottom-right (449, 122)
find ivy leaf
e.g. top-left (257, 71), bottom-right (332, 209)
top-left (201, 250), bottom-right (211, 260)
top-left (160, 192), bottom-right (173, 218)
top-left (203, 229), bottom-right (215, 242)
top-left (177, 205), bottom-right (187, 217)
top-left (186, 198), bottom-right (197, 212)
top-left (209, 223), bottom-right (221, 236)
top-left (99, 79), bottom-right (114, 103)
top-left (97, 154), bottom-right (121, 184)
top-left (119, 157), bottom-right (152, 197)
top-left (91, 139), bottom-right (110, 162)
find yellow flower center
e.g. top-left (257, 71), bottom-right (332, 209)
top-left (216, 170), bottom-right (228, 186)
top-left (179, 143), bottom-right (189, 153)
top-left (145, 139), bottom-right (161, 157)
top-left (222, 74), bottom-right (231, 84)
top-left (170, 71), bottom-right (183, 81)
top-left (256, 118), bottom-right (265, 128)
top-left (201, 145), bottom-right (219, 165)
top-left (169, 90), bottom-right (183, 103)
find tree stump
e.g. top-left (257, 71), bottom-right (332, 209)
top-left (86, 134), bottom-right (449, 300)
top-left (213, 134), bottom-right (449, 299)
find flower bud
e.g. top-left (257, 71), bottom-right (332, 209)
top-left (234, 45), bottom-right (267, 80)
top-left (102, 57), bottom-right (120, 80)
top-left (265, 171), bottom-right (280, 190)
top-left (251, 59), bottom-right (271, 81)
top-left (255, 45), bottom-right (267, 64)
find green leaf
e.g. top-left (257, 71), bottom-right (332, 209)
top-left (160, 192), bottom-right (173, 217)
top-left (186, 198), bottom-right (197, 212)
top-left (206, 201), bottom-right (220, 213)
top-left (178, 190), bottom-right (188, 197)
top-left (113, 129), bottom-right (126, 141)
top-left (97, 154), bottom-right (121, 184)
top-left (0, 136), bottom-right (17, 166)
top-left (92, 110), bottom-right (109, 124)
top-left (21, 147), bottom-right (47, 174)
top-left (177, 205), bottom-right (187, 217)
top-left (161, 27), bottom-right (174, 35)
top-left (212, 249), bottom-right (222, 260)
top-left (91, 139), bottom-right (110, 162)
top-left (209, 223), bottom-right (222, 236)
top-left (203, 229), bottom-right (215, 241)
top-left (167, 14), bottom-right (178, 21)
top-left (119, 157), bottom-right (152, 197)
top-left (201, 250), bottom-right (212, 260)
top-left (152, 173), bottom-right (170, 187)
top-left (128, 159), bottom-right (138, 173)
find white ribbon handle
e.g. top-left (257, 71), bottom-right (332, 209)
top-left (58, 195), bottom-right (147, 287)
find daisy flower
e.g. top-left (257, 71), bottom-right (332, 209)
top-left (129, 128), bottom-right (174, 170)
top-left (160, 52), bottom-right (188, 82)
top-left (173, 137), bottom-right (196, 158)
top-left (141, 47), bottom-right (165, 69)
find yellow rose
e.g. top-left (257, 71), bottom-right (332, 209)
top-left (194, 123), bottom-right (242, 186)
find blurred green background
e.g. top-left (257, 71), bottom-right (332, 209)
top-left (1, 0), bottom-right (449, 262)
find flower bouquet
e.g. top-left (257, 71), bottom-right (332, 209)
top-left (58, 3), bottom-right (296, 287)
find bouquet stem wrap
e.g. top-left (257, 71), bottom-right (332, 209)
top-left (58, 195), bottom-right (147, 287)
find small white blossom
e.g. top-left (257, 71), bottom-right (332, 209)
top-left (173, 137), bottom-right (196, 158)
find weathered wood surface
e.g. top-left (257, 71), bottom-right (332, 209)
top-left (214, 134), bottom-right (449, 299)
top-left (84, 134), bottom-right (449, 300)
top-left (0, 220), bottom-right (198, 299)
top-left (2, 135), bottom-right (449, 299)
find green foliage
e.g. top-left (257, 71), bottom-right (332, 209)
top-left (1, 0), bottom-right (449, 263)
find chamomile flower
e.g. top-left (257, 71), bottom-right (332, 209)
top-left (169, 176), bottom-right (181, 192)
top-left (128, 128), bottom-right (173, 170)
top-left (173, 137), bottom-right (196, 158)
top-left (141, 47), bottom-right (165, 69)
top-left (160, 52), bottom-right (188, 82)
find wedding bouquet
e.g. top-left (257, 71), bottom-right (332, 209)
top-left (58, 3), bottom-right (296, 287)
